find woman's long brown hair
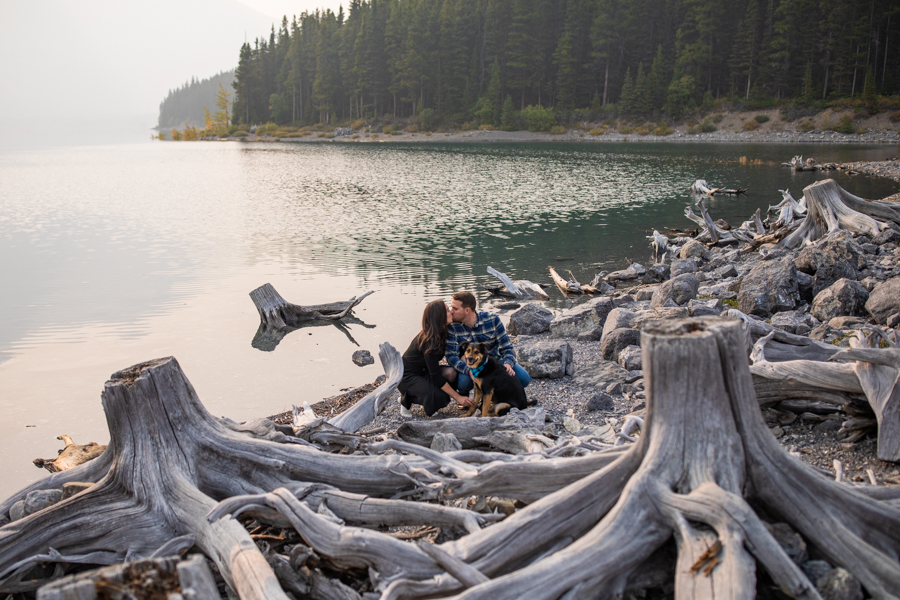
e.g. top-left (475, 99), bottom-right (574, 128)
top-left (417, 300), bottom-right (448, 355)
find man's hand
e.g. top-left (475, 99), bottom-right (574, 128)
top-left (504, 363), bottom-right (515, 376)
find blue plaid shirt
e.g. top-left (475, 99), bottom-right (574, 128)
top-left (446, 312), bottom-right (516, 374)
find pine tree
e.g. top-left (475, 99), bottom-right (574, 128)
top-left (553, 30), bottom-right (577, 110)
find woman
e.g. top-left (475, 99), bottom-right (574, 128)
top-left (398, 300), bottom-right (473, 417)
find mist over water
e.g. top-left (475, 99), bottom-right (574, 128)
top-left (1, 139), bottom-right (898, 495)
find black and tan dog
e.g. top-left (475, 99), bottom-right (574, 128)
top-left (460, 341), bottom-right (531, 417)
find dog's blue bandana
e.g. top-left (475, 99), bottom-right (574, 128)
top-left (469, 362), bottom-right (486, 378)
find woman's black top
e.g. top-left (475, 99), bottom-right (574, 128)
top-left (401, 336), bottom-right (448, 389)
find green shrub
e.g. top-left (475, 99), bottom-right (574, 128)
top-left (699, 122), bottom-right (717, 133)
top-left (382, 124), bottom-right (394, 134)
top-left (890, 109), bottom-right (900, 123)
top-left (521, 105), bottom-right (557, 132)
top-left (588, 128), bottom-right (605, 136)
top-left (419, 108), bottom-right (438, 131)
top-left (722, 298), bottom-right (738, 309)
top-left (829, 115), bottom-right (855, 134)
top-left (712, 113), bottom-right (724, 123)
top-left (351, 118), bottom-right (366, 130)
top-left (742, 119), bottom-right (760, 131)
top-left (617, 125), bottom-right (635, 134)
top-left (653, 124), bottom-right (674, 136)
top-left (798, 119), bottom-right (815, 131)
top-left (256, 122), bottom-right (279, 135)
top-left (317, 132), bottom-right (327, 138)
top-left (754, 114), bottom-right (770, 123)
top-left (636, 125), bottom-right (651, 135)
top-left (233, 130), bottom-right (249, 138)
top-left (406, 124), bottom-right (420, 133)
top-left (549, 125), bottom-right (566, 134)
top-left (350, 134), bottom-right (359, 139)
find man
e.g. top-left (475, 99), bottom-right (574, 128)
top-left (445, 291), bottom-right (531, 396)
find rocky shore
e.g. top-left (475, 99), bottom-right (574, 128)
top-left (316, 172), bottom-right (900, 490)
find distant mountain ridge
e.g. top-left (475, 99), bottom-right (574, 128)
top-left (157, 71), bottom-right (236, 130)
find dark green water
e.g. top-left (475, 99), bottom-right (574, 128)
top-left (0, 140), bottom-right (897, 494)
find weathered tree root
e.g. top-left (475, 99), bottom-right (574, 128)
top-left (214, 318), bottom-right (900, 599)
top-left (33, 435), bottom-right (107, 473)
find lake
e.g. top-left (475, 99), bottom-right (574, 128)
top-left (1, 139), bottom-right (898, 496)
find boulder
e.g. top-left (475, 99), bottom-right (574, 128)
top-left (872, 228), bottom-right (900, 246)
top-left (431, 432), bottom-right (462, 453)
top-left (548, 297), bottom-right (614, 338)
top-left (795, 230), bottom-right (864, 295)
top-left (585, 392), bottom-right (616, 412)
top-left (351, 350), bottom-right (374, 366)
top-left (650, 273), bottom-right (699, 308)
top-left (738, 258), bottom-right (801, 317)
top-left (516, 339), bottom-right (574, 379)
top-left (697, 282), bottom-right (737, 300)
top-left (712, 262), bottom-right (738, 280)
top-left (617, 345), bottom-right (642, 371)
top-left (634, 286), bottom-right (657, 302)
top-left (601, 308), bottom-right (637, 340)
top-left (816, 568), bottom-right (863, 600)
top-left (687, 298), bottom-right (723, 317)
top-left (827, 316), bottom-right (868, 329)
top-left (508, 303), bottom-right (554, 336)
top-left (764, 522), bottom-right (807, 565)
top-left (576, 328), bottom-right (602, 342)
top-left (679, 239), bottom-right (708, 259)
top-left (647, 263), bottom-right (671, 282)
top-left (632, 307), bottom-right (689, 329)
top-left (769, 311), bottom-right (818, 336)
top-left (601, 328), bottom-right (642, 361)
top-left (865, 276), bottom-right (900, 324)
top-left (572, 356), bottom-right (627, 390)
top-left (670, 258), bottom-right (699, 277)
top-left (810, 278), bottom-right (870, 322)
top-left (801, 561), bottom-right (833, 588)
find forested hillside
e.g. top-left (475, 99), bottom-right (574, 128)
top-left (231, 0), bottom-right (898, 128)
top-left (158, 71), bottom-right (235, 129)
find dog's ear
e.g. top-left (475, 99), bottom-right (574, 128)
top-left (478, 342), bottom-right (488, 354)
top-left (459, 341), bottom-right (469, 354)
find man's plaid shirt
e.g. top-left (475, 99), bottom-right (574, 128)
top-left (445, 311), bottom-right (516, 375)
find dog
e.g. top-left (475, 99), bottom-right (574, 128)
top-left (459, 341), bottom-right (532, 417)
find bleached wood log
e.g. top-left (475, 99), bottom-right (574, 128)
top-left (647, 230), bottom-right (668, 263)
top-left (548, 266), bottom-right (582, 295)
top-left (781, 179), bottom-right (889, 249)
top-left (33, 436), bottom-right (106, 473)
top-left (250, 283), bottom-right (373, 329)
top-left (485, 267), bottom-right (549, 300)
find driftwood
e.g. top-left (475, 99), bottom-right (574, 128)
top-left (690, 179), bottom-right (748, 195)
top-left (325, 343), bottom-right (402, 433)
top-left (250, 283), bottom-right (373, 329)
top-left (781, 179), bottom-right (900, 249)
top-left (33, 436), bottom-right (106, 473)
top-left (547, 266), bottom-right (582, 295)
top-left (483, 267), bottom-right (549, 300)
top-left (6, 319), bottom-right (900, 598)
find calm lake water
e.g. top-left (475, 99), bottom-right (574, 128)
top-left (1, 139), bottom-right (898, 495)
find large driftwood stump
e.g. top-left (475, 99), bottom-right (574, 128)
top-left (250, 283), bottom-right (373, 329)
top-left (484, 267), bottom-right (549, 300)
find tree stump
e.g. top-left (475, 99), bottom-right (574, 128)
top-left (250, 283), bottom-right (373, 329)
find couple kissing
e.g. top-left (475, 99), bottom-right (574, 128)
top-left (398, 291), bottom-right (531, 417)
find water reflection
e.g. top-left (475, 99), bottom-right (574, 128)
top-left (251, 316), bottom-right (376, 351)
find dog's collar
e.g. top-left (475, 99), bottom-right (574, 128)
top-left (469, 362), bottom-right (486, 378)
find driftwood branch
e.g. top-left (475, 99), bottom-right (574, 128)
top-left (484, 267), bottom-right (549, 300)
top-left (250, 283), bottom-right (373, 329)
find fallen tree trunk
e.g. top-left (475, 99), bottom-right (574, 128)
top-left (33, 436), bottom-right (106, 473)
top-left (547, 266), bottom-right (582, 295)
top-left (484, 267), bottom-right (549, 300)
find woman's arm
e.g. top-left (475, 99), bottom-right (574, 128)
top-left (441, 382), bottom-right (473, 406)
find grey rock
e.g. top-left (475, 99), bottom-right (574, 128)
top-left (650, 274), bottom-right (700, 308)
top-left (613, 295), bottom-right (635, 306)
top-left (549, 297), bottom-right (614, 338)
top-left (601, 328), bottom-right (642, 361)
top-left (576, 328), bottom-right (602, 342)
top-left (817, 568), bottom-right (863, 600)
top-left (795, 270), bottom-right (815, 304)
top-left (670, 258), bottom-right (699, 277)
top-left (628, 263), bottom-right (648, 276)
top-left (572, 356), bottom-right (627, 390)
top-left (23, 489), bottom-right (63, 516)
top-left (687, 298), bottom-right (723, 317)
top-left (697, 282), bottom-right (737, 300)
top-left (517, 339), bottom-right (574, 379)
top-left (828, 316), bottom-right (869, 329)
top-left (769, 311), bottom-right (818, 336)
top-left (865, 276), bottom-right (900, 324)
top-left (585, 392), bottom-right (616, 412)
top-left (712, 262), bottom-right (738, 279)
top-left (602, 308), bottom-right (637, 340)
top-left (738, 258), bottom-right (801, 317)
top-left (351, 350), bottom-right (375, 366)
top-left (795, 230), bottom-right (864, 295)
top-left (605, 381), bottom-right (624, 395)
top-left (606, 266), bottom-right (640, 283)
top-left (814, 419), bottom-right (842, 433)
top-left (888, 312), bottom-right (900, 328)
top-left (860, 276), bottom-right (880, 291)
top-left (861, 243), bottom-right (879, 254)
top-left (648, 263), bottom-right (671, 282)
top-left (632, 307), bottom-right (689, 329)
top-left (680, 239), bottom-right (707, 259)
top-left (872, 228), bottom-right (900, 246)
top-left (624, 370), bottom-right (643, 383)
top-left (496, 301), bottom-right (521, 309)
top-left (764, 522), bottom-right (808, 564)
top-left (509, 303), bottom-right (554, 336)
top-left (617, 345), bottom-right (642, 371)
top-left (635, 286), bottom-right (658, 302)
top-left (9, 500), bottom-right (26, 522)
top-left (808, 323), bottom-right (834, 342)
top-left (810, 278), bottom-right (870, 321)
top-left (431, 432), bottom-right (463, 453)
top-left (801, 560), bottom-right (833, 586)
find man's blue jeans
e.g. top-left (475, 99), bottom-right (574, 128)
top-left (457, 363), bottom-right (531, 394)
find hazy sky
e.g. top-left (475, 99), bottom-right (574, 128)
top-left (0, 0), bottom-right (342, 145)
